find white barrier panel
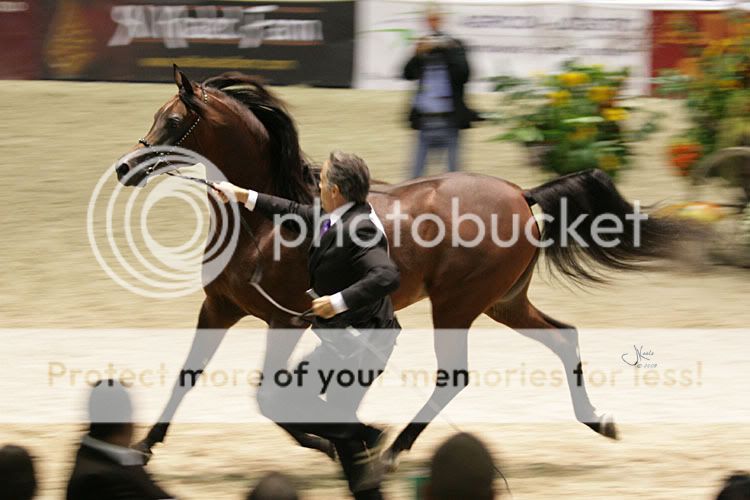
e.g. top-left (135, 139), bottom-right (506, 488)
top-left (1, 328), bottom-right (748, 424)
top-left (355, 0), bottom-right (652, 95)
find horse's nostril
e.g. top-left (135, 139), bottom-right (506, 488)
top-left (116, 163), bottom-right (129, 178)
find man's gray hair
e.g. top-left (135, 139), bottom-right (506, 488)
top-left (425, 1), bottom-right (446, 16)
top-left (327, 151), bottom-right (370, 204)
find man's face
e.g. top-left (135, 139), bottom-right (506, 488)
top-left (319, 160), bottom-right (340, 212)
top-left (427, 13), bottom-right (442, 32)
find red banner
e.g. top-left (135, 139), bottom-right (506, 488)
top-left (651, 10), bottom-right (750, 79)
top-left (0, 0), bottom-right (355, 86)
top-left (0, 1), bottom-right (43, 79)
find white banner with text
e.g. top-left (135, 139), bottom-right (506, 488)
top-left (355, 0), bottom-right (651, 95)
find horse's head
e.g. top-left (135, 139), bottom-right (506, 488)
top-left (115, 66), bottom-right (313, 204)
top-left (115, 65), bottom-right (211, 187)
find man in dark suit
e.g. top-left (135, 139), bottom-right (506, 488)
top-left (403, 3), bottom-right (479, 178)
top-left (214, 151), bottom-right (401, 500)
top-left (66, 380), bottom-right (173, 500)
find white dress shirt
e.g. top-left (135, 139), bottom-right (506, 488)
top-left (244, 190), bottom-right (353, 314)
top-left (81, 435), bottom-right (146, 466)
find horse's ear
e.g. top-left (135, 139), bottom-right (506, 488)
top-left (173, 64), bottom-right (194, 97)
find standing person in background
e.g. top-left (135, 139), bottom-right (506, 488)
top-left (403, 3), bottom-right (480, 178)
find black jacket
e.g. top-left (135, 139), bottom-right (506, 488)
top-left (403, 33), bottom-right (479, 130)
top-left (66, 444), bottom-right (172, 500)
top-left (255, 194), bottom-right (400, 330)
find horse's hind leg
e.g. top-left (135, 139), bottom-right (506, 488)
top-left (384, 305), bottom-right (474, 468)
top-left (486, 298), bottom-right (618, 439)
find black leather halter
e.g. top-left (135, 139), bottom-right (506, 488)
top-left (137, 86), bottom-right (209, 177)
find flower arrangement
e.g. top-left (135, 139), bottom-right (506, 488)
top-left (491, 60), bottom-right (658, 180)
top-left (669, 141), bottom-right (703, 176)
top-left (656, 13), bottom-right (750, 179)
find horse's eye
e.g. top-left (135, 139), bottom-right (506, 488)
top-left (167, 116), bottom-right (181, 128)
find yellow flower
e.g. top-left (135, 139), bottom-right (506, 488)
top-left (719, 79), bottom-right (741, 89)
top-left (548, 89), bottom-right (571, 106)
top-left (588, 86), bottom-right (614, 103)
top-left (703, 41), bottom-right (724, 58)
top-left (602, 107), bottom-right (628, 121)
top-left (569, 125), bottom-right (597, 142)
top-left (598, 154), bottom-right (620, 172)
top-left (558, 72), bottom-right (590, 86)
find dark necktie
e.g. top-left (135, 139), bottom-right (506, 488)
top-left (320, 219), bottom-right (332, 236)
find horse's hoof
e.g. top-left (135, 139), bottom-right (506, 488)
top-left (588, 413), bottom-right (618, 440)
top-left (584, 413), bottom-right (619, 440)
top-left (132, 439), bottom-right (154, 464)
top-left (599, 413), bottom-right (619, 440)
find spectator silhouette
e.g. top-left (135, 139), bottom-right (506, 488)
top-left (247, 471), bottom-right (300, 500)
top-left (0, 444), bottom-right (37, 500)
top-left (424, 432), bottom-right (497, 500)
top-left (66, 379), bottom-right (173, 500)
top-left (717, 472), bottom-right (750, 500)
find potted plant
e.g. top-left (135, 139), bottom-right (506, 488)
top-left (491, 60), bottom-right (658, 180)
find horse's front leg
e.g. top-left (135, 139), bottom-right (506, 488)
top-left (136, 295), bottom-right (243, 456)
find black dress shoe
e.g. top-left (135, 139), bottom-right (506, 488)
top-left (339, 438), bottom-right (385, 494)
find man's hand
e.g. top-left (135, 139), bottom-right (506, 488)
top-left (416, 38), bottom-right (434, 55)
top-left (211, 181), bottom-right (249, 204)
top-left (312, 296), bottom-right (337, 319)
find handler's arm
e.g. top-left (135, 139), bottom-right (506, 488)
top-left (212, 181), bottom-right (316, 234)
top-left (337, 225), bottom-right (400, 312)
top-left (252, 193), bottom-right (316, 234)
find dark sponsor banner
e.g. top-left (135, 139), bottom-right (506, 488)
top-left (39, 0), bottom-right (354, 86)
top-left (651, 10), bottom-right (749, 82)
top-left (0, 1), bottom-right (43, 79)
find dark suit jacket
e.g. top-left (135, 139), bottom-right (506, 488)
top-left (66, 444), bottom-right (171, 500)
top-left (403, 33), bottom-right (480, 130)
top-left (254, 194), bottom-right (400, 330)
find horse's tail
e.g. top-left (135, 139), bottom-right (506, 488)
top-left (523, 169), bottom-right (694, 283)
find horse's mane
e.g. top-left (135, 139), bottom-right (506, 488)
top-left (202, 73), bottom-right (317, 203)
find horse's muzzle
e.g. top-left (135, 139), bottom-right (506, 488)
top-left (115, 161), bottom-right (148, 187)
top-left (116, 163), bottom-right (129, 179)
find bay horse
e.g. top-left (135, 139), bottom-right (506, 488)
top-left (115, 67), bottom-right (687, 466)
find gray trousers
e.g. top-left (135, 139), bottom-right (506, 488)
top-left (412, 115), bottom-right (460, 178)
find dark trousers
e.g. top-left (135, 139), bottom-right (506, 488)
top-left (336, 439), bottom-right (384, 500)
top-left (258, 328), bottom-right (398, 497)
